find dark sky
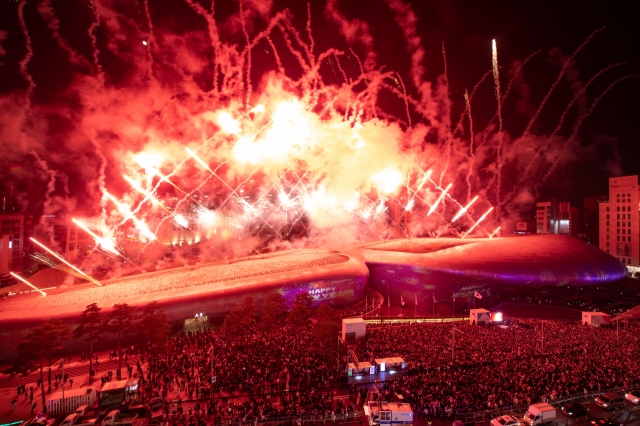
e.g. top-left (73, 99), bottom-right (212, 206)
top-left (1, 0), bottom-right (639, 210)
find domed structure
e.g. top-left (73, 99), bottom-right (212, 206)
top-left (359, 234), bottom-right (627, 305)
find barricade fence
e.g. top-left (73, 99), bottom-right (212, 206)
top-left (453, 383), bottom-right (640, 422)
top-left (220, 410), bottom-right (364, 426)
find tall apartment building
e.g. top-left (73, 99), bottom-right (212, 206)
top-left (536, 200), bottom-right (571, 234)
top-left (584, 195), bottom-right (608, 245)
top-left (0, 215), bottom-right (25, 274)
top-left (598, 175), bottom-right (639, 266)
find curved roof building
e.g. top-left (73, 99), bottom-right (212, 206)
top-left (0, 249), bottom-right (368, 358)
top-left (359, 234), bottom-right (627, 306)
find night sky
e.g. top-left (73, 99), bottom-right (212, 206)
top-left (0, 0), bottom-right (639, 215)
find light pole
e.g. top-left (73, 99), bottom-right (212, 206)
top-left (207, 345), bottom-right (215, 393)
top-left (451, 328), bottom-right (464, 363)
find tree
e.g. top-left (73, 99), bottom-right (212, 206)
top-left (104, 303), bottom-right (135, 375)
top-left (288, 292), bottom-right (313, 325)
top-left (15, 320), bottom-right (69, 412)
top-left (313, 304), bottom-right (340, 356)
top-left (222, 296), bottom-right (257, 333)
top-left (135, 302), bottom-right (170, 358)
top-left (260, 292), bottom-right (287, 329)
top-left (73, 303), bottom-right (104, 384)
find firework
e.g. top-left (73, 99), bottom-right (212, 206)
top-left (30, 237), bottom-right (101, 286)
top-left (105, 192), bottom-right (157, 241)
top-left (451, 195), bottom-right (479, 223)
top-left (427, 183), bottom-right (452, 216)
top-left (462, 207), bottom-right (494, 238)
top-left (9, 272), bottom-right (47, 296)
top-left (72, 218), bottom-right (119, 255)
top-left (489, 226), bottom-right (501, 239)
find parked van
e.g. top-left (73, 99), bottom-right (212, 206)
top-left (60, 413), bottom-right (80, 426)
top-left (75, 405), bottom-right (89, 417)
top-left (595, 393), bottom-right (625, 410)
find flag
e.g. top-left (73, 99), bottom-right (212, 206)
top-left (401, 294), bottom-right (405, 307)
top-left (474, 291), bottom-right (483, 299)
top-left (415, 293), bottom-right (418, 306)
top-left (388, 294), bottom-right (390, 308)
top-left (452, 292), bottom-right (455, 302)
top-left (433, 292), bottom-right (435, 303)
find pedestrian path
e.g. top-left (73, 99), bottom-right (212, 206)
top-left (0, 351), bottom-right (141, 388)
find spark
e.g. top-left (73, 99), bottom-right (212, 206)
top-left (489, 226), bottom-right (501, 239)
top-left (371, 167), bottom-right (403, 195)
top-left (174, 214), bottom-right (189, 228)
top-left (10, 272), bottom-right (47, 296)
top-left (123, 175), bottom-right (172, 214)
top-left (72, 218), bottom-right (119, 255)
top-left (461, 207), bottom-right (494, 238)
top-left (428, 183), bottom-right (452, 216)
top-left (217, 111), bottom-right (241, 134)
top-left (30, 238), bottom-right (101, 286)
top-left (142, 40), bottom-right (148, 46)
top-left (404, 169), bottom-right (431, 212)
top-left (451, 195), bottom-right (478, 223)
top-left (106, 192), bottom-right (157, 241)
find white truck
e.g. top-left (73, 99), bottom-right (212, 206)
top-left (523, 403), bottom-right (556, 426)
top-left (101, 410), bottom-right (138, 426)
top-left (365, 401), bottom-right (413, 426)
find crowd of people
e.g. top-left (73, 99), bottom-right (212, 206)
top-left (136, 321), bottom-right (356, 425)
top-left (356, 319), bottom-right (640, 417)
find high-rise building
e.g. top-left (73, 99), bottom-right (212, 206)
top-left (536, 200), bottom-right (571, 234)
top-left (0, 214), bottom-right (25, 274)
top-left (598, 175), bottom-right (639, 266)
top-left (569, 206), bottom-right (582, 237)
top-left (583, 195), bottom-right (608, 245)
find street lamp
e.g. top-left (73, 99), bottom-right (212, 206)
top-left (207, 344), bottom-right (215, 395)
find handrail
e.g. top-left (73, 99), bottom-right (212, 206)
top-left (453, 383), bottom-right (640, 421)
top-left (222, 410), bottom-right (365, 426)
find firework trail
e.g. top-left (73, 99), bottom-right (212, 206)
top-left (452, 195), bottom-right (478, 223)
top-left (522, 27), bottom-right (606, 137)
top-left (87, 3), bottom-right (104, 85)
top-left (462, 207), bottom-right (493, 238)
top-left (489, 226), bottom-right (501, 238)
top-left (492, 40), bottom-right (504, 217)
top-left (464, 90), bottom-right (475, 202)
top-left (31, 237), bottom-right (102, 286)
top-left (181, 0), bottom-right (222, 95)
top-left (17, 0), bottom-right (35, 107)
top-left (142, 0), bottom-right (157, 83)
top-left (503, 62), bottom-right (628, 206)
top-left (541, 75), bottom-right (639, 184)
top-left (37, 0), bottom-right (89, 68)
top-left (10, 272), bottom-right (47, 296)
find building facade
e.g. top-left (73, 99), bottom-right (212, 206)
top-left (584, 195), bottom-right (608, 246)
top-left (536, 200), bottom-right (571, 235)
top-left (0, 215), bottom-right (25, 274)
top-left (599, 175), bottom-right (640, 266)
